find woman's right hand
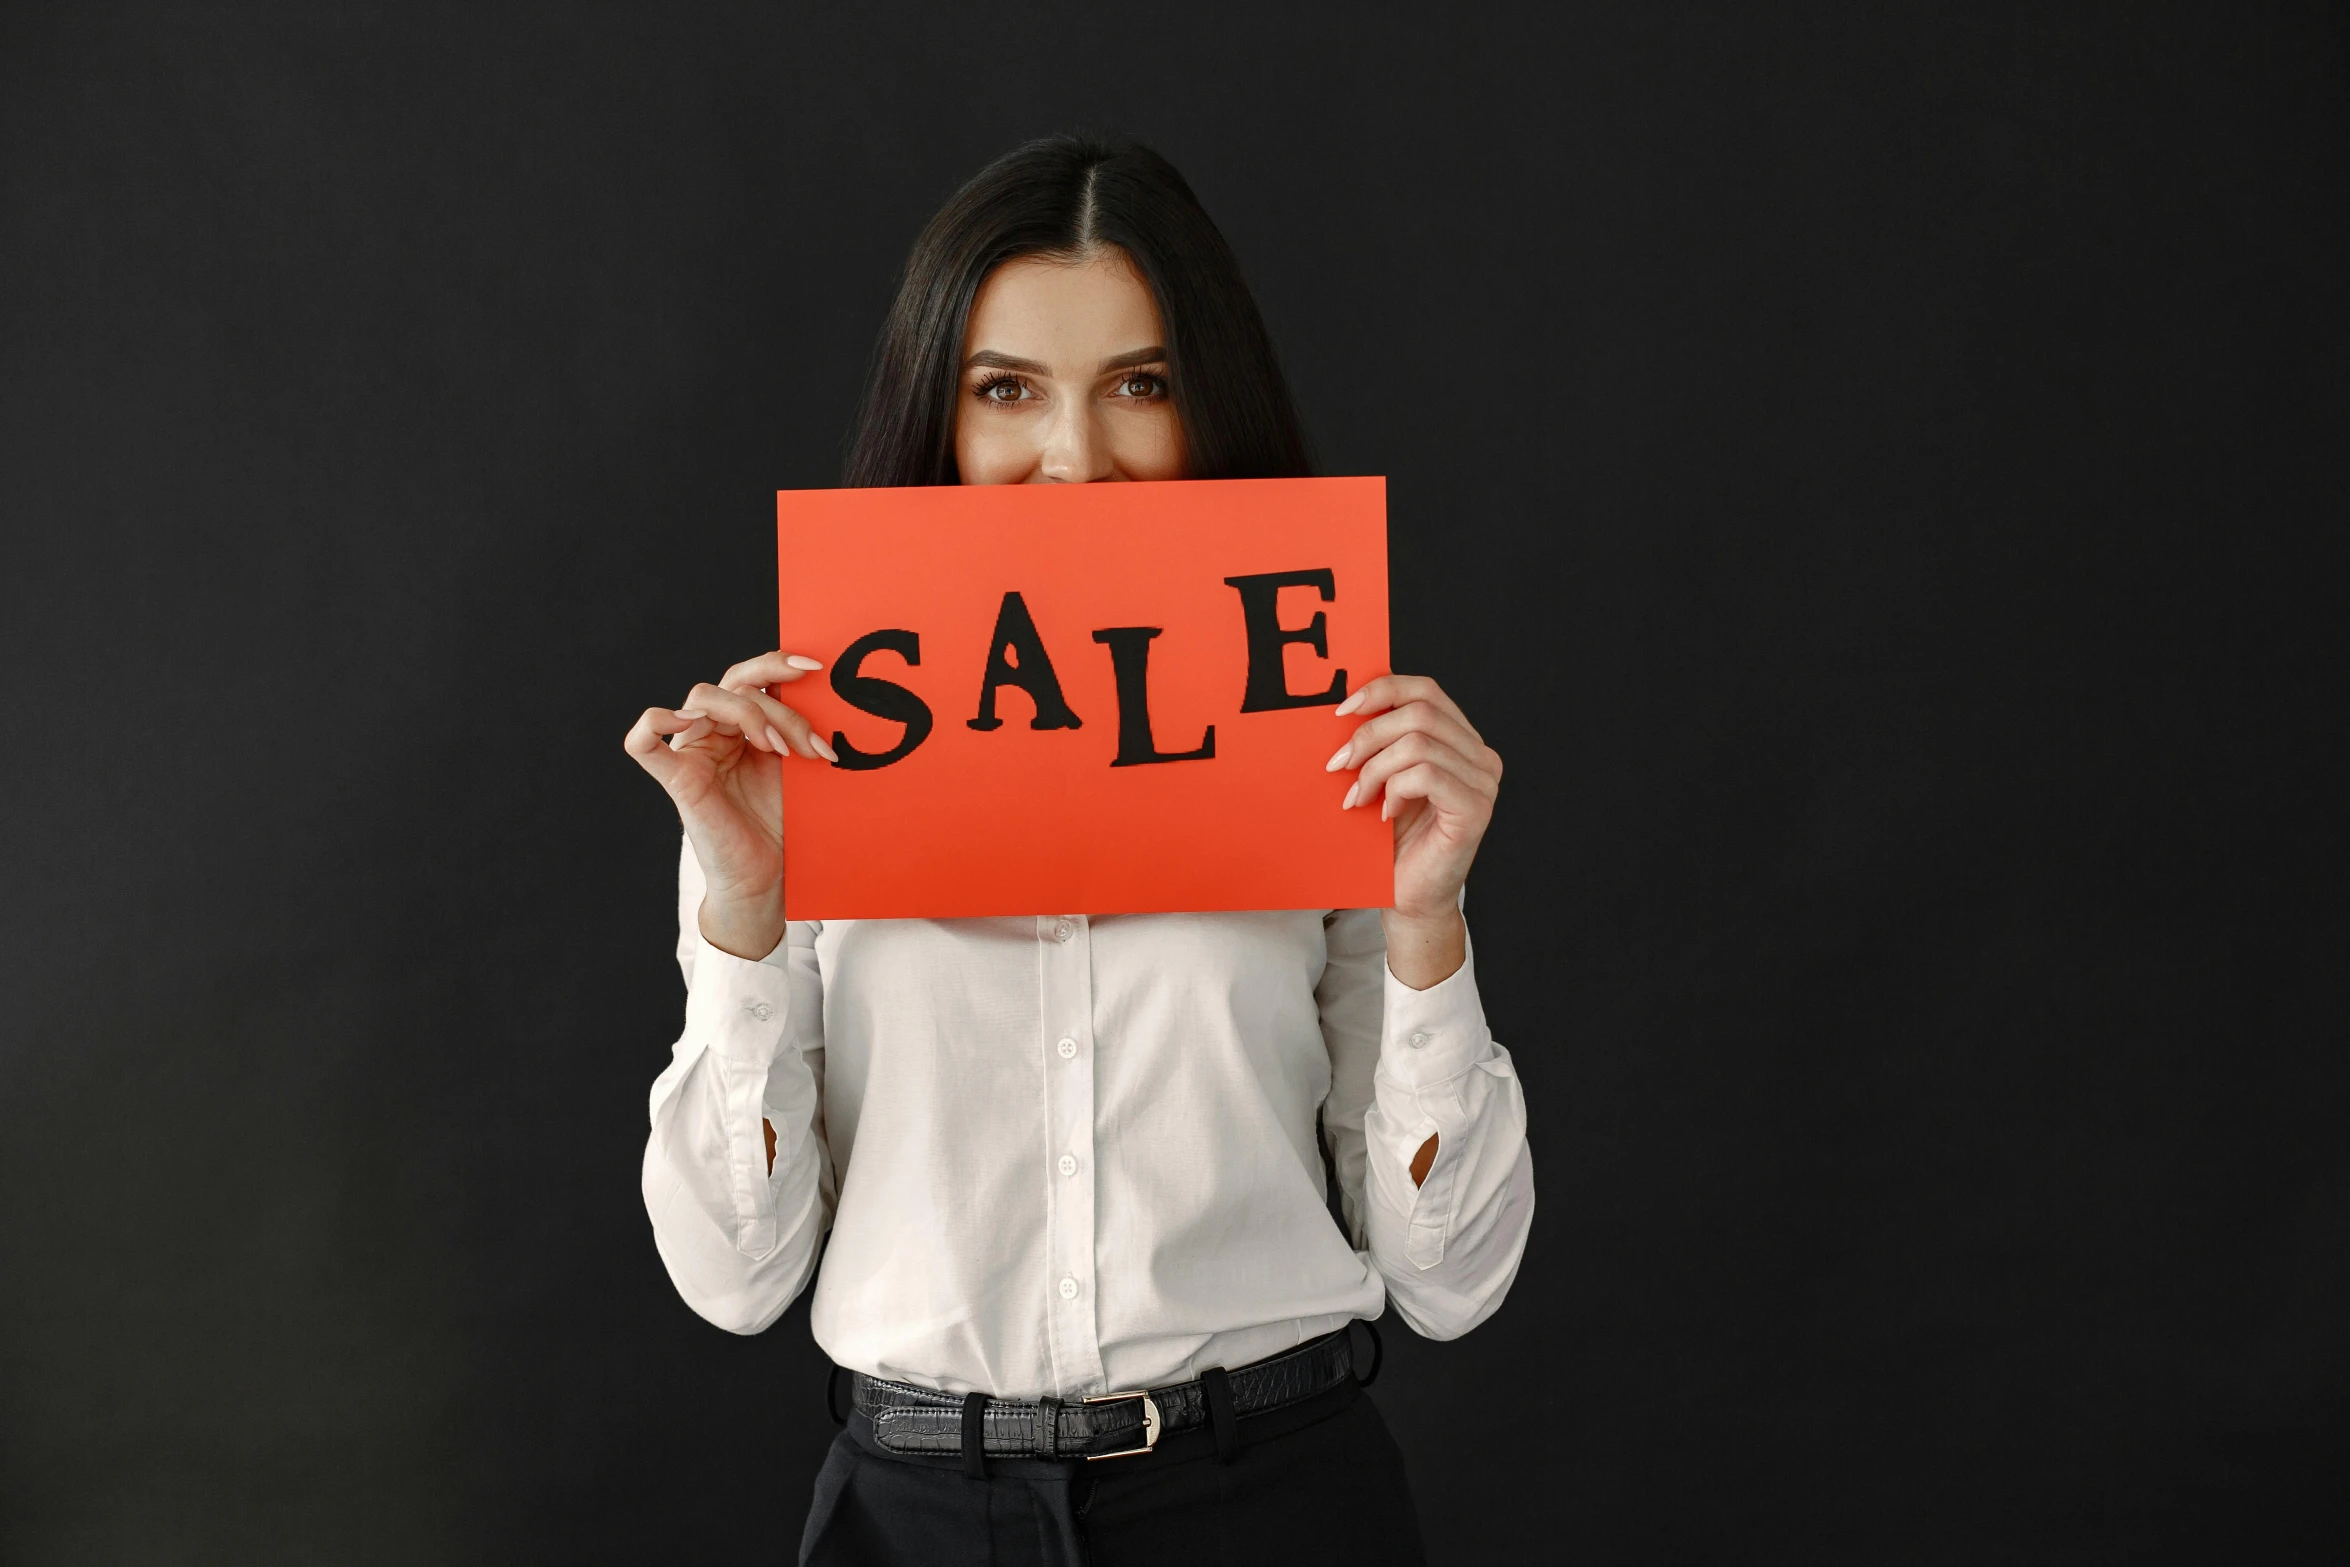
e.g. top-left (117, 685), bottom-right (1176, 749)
top-left (623, 650), bottom-right (839, 961)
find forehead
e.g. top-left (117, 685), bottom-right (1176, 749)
top-left (962, 250), bottom-right (1164, 364)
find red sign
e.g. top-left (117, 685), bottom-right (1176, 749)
top-left (775, 477), bottom-right (1391, 920)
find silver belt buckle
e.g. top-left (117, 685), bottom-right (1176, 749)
top-left (1079, 1389), bottom-right (1161, 1459)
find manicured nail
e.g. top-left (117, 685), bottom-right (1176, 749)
top-left (676, 708), bottom-right (707, 720)
top-left (1341, 782), bottom-right (1359, 810)
top-left (785, 654), bottom-right (824, 670)
top-left (1325, 743), bottom-right (1352, 772)
top-left (1334, 689), bottom-right (1365, 716)
top-left (766, 726), bottom-right (791, 756)
top-left (811, 734), bottom-right (840, 764)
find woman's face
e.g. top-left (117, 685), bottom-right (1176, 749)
top-left (953, 248), bottom-right (1185, 484)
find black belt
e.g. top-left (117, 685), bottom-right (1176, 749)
top-left (850, 1325), bottom-right (1368, 1463)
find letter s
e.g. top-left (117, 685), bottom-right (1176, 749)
top-left (828, 629), bottom-right (933, 770)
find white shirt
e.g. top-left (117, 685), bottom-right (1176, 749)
top-left (643, 841), bottom-right (1535, 1397)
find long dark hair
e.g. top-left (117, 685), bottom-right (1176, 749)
top-left (843, 134), bottom-right (1312, 486)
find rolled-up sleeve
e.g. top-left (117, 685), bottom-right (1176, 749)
top-left (1318, 908), bottom-right (1534, 1340)
top-left (642, 838), bottom-right (833, 1335)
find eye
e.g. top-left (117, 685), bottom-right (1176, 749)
top-left (1115, 371), bottom-right (1168, 401)
top-left (970, 373), bottom-right (1035, 405)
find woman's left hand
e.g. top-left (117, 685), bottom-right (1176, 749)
top-left (1327, 674), bottom-right (1502, 986)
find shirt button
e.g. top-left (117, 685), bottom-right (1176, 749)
top-left (1057, 1154), bottom-right (1077, 1177)
top-left (1409, 1030), bottom-right (1431, 1049)
top-left (1058, 1276), bottom-right (1080, 1301)
top-left (745, 1001), bottom-right (775, 1022)
top-left (1054, 919), bottom-right (1074, 943)
top-left (1057, 1037), bottom-right (1077, 1060)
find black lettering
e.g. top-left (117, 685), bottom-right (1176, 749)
top-left (1090, 627), bottom-right (1215, 766)
top-left (967, 591), bottom-right (1082, 732)
top-left (1223, 568), bottom-right (1346, 712)
top-left (827, 628), bottom-right (933, 770)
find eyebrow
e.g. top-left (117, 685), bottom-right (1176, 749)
top-left (1096, 345), bottom-right (1167, 371)
top-left (962, 346), bottom-right (1168, 374)
top-left (964, 349), bottom-right (1049, 373)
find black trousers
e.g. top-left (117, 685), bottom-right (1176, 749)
top-left (798, 1373), bottom-right (1427, 1565)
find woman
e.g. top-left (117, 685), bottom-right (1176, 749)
top-left (624, 134), bottom-right (1533, 1566)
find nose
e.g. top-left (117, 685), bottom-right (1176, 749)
top-left (1036, 398), bottom-right (1114, 483)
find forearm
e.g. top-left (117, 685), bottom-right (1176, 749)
top-left (1358, 938), bottom-right (1535, 1338)
top-left (1365, 1115), bottom-right (1534, 1339)
top-left (643, 1048), bottom-right (827, 1335)
top-left (643, 935), bottom-right (830, 1334)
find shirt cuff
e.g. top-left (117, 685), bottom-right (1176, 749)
top-left (1381, 938), bottom-right (1492, 1090)
top-left (681, 932), bottom-right (791, 1066)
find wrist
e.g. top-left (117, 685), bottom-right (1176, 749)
top-left (698, 889), bottom-right (786, 961)
top-left (1381, 905), bottom-right (1466, 991)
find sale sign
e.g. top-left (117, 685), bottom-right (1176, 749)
top-left (775, 476), bottom-right (1391, 920)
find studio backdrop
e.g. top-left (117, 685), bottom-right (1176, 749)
top-left (1, 4), bottom-right (2343, 1563)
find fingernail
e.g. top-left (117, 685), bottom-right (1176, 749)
top-left (1325, 743), bottom-right (1351, 772)
top-left (1341, 782), bottom-right (1359, 810)
top-left (1334, 690), bottom-right (1364, 716)
top-left (676, 708), bottom-right (707, 720)
top-left (766, 726), bottom-right (791, 756)
top-left (811, 735), bottom-right (840, 764)
top-left (785, 654), bottom-right (824, 670)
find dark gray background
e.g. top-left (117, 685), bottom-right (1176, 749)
top-left (2, 3), bottom-right (2343, 1562)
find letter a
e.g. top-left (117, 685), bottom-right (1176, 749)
top-left (968, 591), bottom-right (1083, 732)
